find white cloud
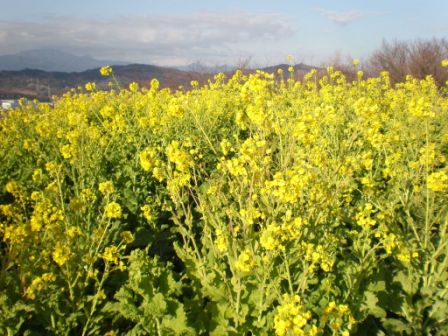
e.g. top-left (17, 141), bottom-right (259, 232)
top-left (0, 13), bottom-right (295, 65)
top-left (314, 8), bottom-right (369, 26)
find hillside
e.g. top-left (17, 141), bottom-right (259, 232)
top-left (0, 63), bottom-right (317, 100)
top-left (0, 64), bottom-right (206, 100)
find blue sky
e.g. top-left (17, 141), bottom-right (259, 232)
top-left (0, 0), bottom-right (447, 66)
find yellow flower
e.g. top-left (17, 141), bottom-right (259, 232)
top-left (0, 204), bottom-right (14, 218)
top-left (139, 147), bottom-right (157, 171)
top-left (441, 59), bottom-right (448, 67)
top-left (150, 78), bottom-right (160, 90)
top-left (102, 245), bottom-right (120, 264)
top-left (120, 231), bottom-right (134, 244)
top-left (100, 65), bottom-right (112, 76)
top-left (67, 226), bottom-right (81, 238)
top-left (104, 202), bottom-right (122, 219)
top-left (52, 243), bottom-right (71, 266)
top-left (166, 141), bottom-right (193, 172)
top-left (352, 58), bottom-right (360, 65)
top-left (5, 181), bottom-right (20, 196)
top-left (23, 139), bottom-right (35, 151)
top-left (99, 181), bottom-right (115, 195)
top-left (141, 204), bottom-right (153, 221)
top-left (44, 181), bottom-right (58, 194)
top-left (129, 82), bottom-right (139, 92)
top-left (323, 301), bottom-right (353, 333)
top-left (274, 294), bottom-right (314, 336)
top-left (60, 144), bottom-right (72, 159)
top-left (96, 290), bottom-right (106, 301)
top-left (355, 203), bottom-right (376, 229)
top-left (104, 331), bottom-right (118, 336)
top-left (427, 170), bottom-right (448, 192)
top-left (214, 228), bottom-right (228, 253)
top-left (81, 188), bottom-right (97, 203)
top-left (85, 82), bottom-right (96, 91)
top-left (260, 223), bottom-right (283, 251)
top-left (220, 139), bottom-right (233, 156)
top-left (24, 273), bottom-right (55, 300)
top-left (45, 161), bottom-right (59, 176)
top-left (235, 249), bottom-right (255, 273)
top-left (100, 106), bottom-right (114, 118)
top-left (239, 207), bottom-right (261, 226)
top-left (32, 169), bottom-right (42, 182)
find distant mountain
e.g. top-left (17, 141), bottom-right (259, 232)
top-left (0, 64), bottom-right (208, 100)
top-left (176, 62), bottom-right (237, 74)
top-left (0, 62), bottom-right (317, 100)
top-left (261, 63), bottom-right (315, 74)
top-left (0, 49), bottom-right (127, 72)
top-left (176, 62), bottom-right (315, 74)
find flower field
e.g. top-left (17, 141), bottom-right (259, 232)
top-left (1, 66), bottom-right (448, 335)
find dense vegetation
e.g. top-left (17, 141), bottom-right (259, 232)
top-left (1, 64), bottom-right (448, 335)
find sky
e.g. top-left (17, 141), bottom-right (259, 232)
top-left (0, 0), bottom-right (447, 66)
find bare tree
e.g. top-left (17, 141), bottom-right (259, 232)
top-left (368, 38), bottom-right (448, 86)
top-left (408, 38), bottom-right (448, 86)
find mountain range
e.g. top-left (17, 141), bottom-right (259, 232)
top-left (0, 49), bottom-right (316, 100)
top-left (0, 49), bottom-right (127, 72)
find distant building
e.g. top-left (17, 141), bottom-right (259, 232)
top-left (1, 99), bottom-right (20, 110)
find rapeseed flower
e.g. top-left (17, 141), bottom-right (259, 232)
top-left (100, 66), bottom-right (113, 76)
top-left (140, 204), bottom-right (153, 222)
top-left (235, 249), bottom-right (255, 273)
top-left (52, 243), bottom-right (71, 266)
top-left (85, 82), bottom-right (96, 91)
top-left (104, 202), bottom-right (122, 219)
top-left (99, 181), bottom-right (115, 195)
top-left (427, 170), bottom-right (448, 192)
top-left (102, 245), bottom-right (120, 264)
top-left (129, 82), bottom-right (139, 92)
top-left (274, 294), bottom-right (316, 336)
top-left (139, 147), bottom-right (157, 171)
top-left (214, 228), bottom-right (228, 253)
top-left (120, 231), bottom-right (134, 244)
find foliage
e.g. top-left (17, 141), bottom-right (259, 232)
top-left (104, 249), bottom-right (196, 335)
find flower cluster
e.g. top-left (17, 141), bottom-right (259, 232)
top-left (0, 64), bottom-right (447, 335)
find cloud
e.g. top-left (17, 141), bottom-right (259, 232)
top-left (314, 8), bottom-right (369, 26)
top-left (0, 13), bottom-right (295, 65)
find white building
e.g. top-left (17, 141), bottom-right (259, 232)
top-left (1, 100), bottom-right (20, 110)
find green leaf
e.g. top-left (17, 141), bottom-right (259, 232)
top-left (161, 306), bottom-right (195, 335)
top-left (382, 318), bottom-right (410, 334)
top-left (144, 293), bottom-right (167, 316)
top-left (394, 271), bottom-right (416, 296)
top-left (363, 291), bottom-right (387, 318)
top-left (367, 280), bottom-right (386, 292)
top-left (429, 299), bottom-right (448, 322)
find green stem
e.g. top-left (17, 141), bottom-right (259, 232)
top-left (283, 250), bottom-right (294, 294)
top-left (81, 264), bottom-right (109, 336)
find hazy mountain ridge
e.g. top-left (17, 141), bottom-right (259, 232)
top-left (175, 62), bottom-right (237, 74)
top-left (0, 65), bottom-right (194, 100)
top-left (0, 50), bottom-right (317, 100)
top-left (0, 49), bottom-right (127, 72)
top-left (262, 63), bottom-right (315, 73)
